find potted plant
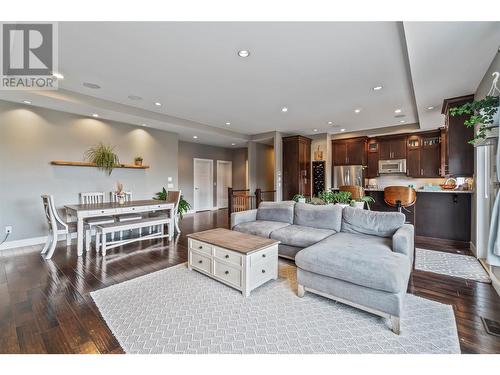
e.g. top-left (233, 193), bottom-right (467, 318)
top-left (449, 95), bottom-right (499, 144)
top-left (350, 195), bottom-right (375, 210)
top-left (319, 190), bottom-right (335, 205)
top-left (153, 187), bottom-right (192, 219)
top-left (134, 156), bottom-right (143, 166)
top-left (292, 194), bottom-right (306, 203)
top-left (84, 142), bottom-right (119, 175)
top-left (332, 191), bottom-right (352, 208)
top-left (115, 181), bottom-right (126, 205)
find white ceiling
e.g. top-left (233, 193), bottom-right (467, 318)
top-left (0, 21), bottom-right (499, 146)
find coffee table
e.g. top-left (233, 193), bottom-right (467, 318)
top-left (186, 228), bottom-right (279, 297)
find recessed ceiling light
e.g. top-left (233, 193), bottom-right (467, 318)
top-left (281, 107), bottom-right (288, 113)
top-left (373, 86), bottom-right (383, 91)
top-left (354, 109), bottom-right (361, 113)
top-left (83, 82), bottom-right (101, 89)
top-left (52, 72), bottom-right (64, 79)
top-left (238, 50), bottom-right (250, 58)
top-left (193, 135), bottom-right (198, 139)
top-left (400, 120), bottom-right (406, 123)
top-left (154, 102), bottom-right (161, 106)
top-left (22, 100), bottom-right (31, 104)
top-left (225, 122), bottom-right (231, 126)
top-left (313, 129), bottom-right (318, 132)
top-left (427, 106), bottom-right (434, 110)
top-left (141, 123), bottom-right (147, 127)
top-left (92, 113), bottom-right (99, 118)
top-left (128, 95), bottom-right (143, 101)
top-left (340, 128), bottom-right (346, 132)
top-left (328, 121), bottom-right (333, 125)
top-left (394, 109), bottom-right (402, 114)
top-left (231, 143), bottom-right (236, 146)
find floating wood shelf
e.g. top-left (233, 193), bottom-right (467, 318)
top-left (50, 161), bottom-right (149, 169)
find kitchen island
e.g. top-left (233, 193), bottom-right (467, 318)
top-left (364, 188), bottom-right (473, 247)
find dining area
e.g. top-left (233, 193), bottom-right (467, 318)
top-left (40, 189), bottom-right (180, 260)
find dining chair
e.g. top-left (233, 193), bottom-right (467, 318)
top-left (41, 194), bottom-right (76, 259)
top-left (79, 192), bottom-right (115, 252)
top-left (149, 190), bottom-right (181, 235)
top-left (339, 185), bottom-right (365, 200)
top-left (110, 191), bottom-right (142, 239)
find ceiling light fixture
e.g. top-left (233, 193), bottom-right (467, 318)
top-left (52, 72), bottom-right (64, 79)
top-left (141, 123), bottom-right (147, 127)
top-left (92, 113), bottom-right (99, 118)
top-left (193, 135), bottom-right (198, 139)
top-left (154, 102), bottom-right (161, 106)
top-left (83, 82), bottom-right (101, 89)
top-left (394, 109), bottom-right (402, 114)
top-left (354, 109), bottom-right (361, 113)
top-left (225, 122), bottom-right (231, 126)
top-left (427, 106), bottom-right (434, 110)
top-left (128, 95), bottom-right (143, 101)
top-left (400, 120), bottom-right (406, 123)
top-left (238, 50), bottom-right (250, 58)
top-left (373, 86), bottom-right (383, 91)
top-left (281, 107), bottom-right (288, 113)
top-left (231, 143), bottom-right (236, 146)
top-left (328, 121), bottom-right (333, 125)
top-left (340, 128), bottom-right (346, 132)
top-left (313, 129), bottom-right (318, 132)
top-left (22, 100), bottom-right (31, 104)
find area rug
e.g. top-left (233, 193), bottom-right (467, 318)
top-left (415, 248), bottom-right (491, 283)
top-left (91, 261), bottom-right (460, 354)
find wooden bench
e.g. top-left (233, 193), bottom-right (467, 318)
top-left (96, 216), bottom-right (171, 256)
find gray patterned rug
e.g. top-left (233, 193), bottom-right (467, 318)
top-left (91, 261), bottom-right (460, 354)
top-left (415, 248), bottom-right (491, 283)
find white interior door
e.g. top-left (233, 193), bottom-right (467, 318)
top-left (217, 160), bottom-right (232, 208)
top-left (194, 158), bottom-right (213, 211)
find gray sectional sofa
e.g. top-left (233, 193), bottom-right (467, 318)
top-left (230, 201), bottom-right (414, 334)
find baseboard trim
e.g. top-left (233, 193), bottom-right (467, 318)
top-left (470, 241), bottom-right (477, 257)
top-left (0, 230), bottom-right (75, 251)
top-left (415, 235), bottom-right (470, 250)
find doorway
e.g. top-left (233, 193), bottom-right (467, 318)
top-left (193, 158), bottom-right (213, 211)
top-left (217, 160), bottom-right (232, 208)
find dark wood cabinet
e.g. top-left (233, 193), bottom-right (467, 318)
top-left (406, 131), bottom-right (441, 177)
top-left (407, 148), bottom-right (420, 177)
top-left (379, 136), bottom-right (406, 160)
top-left (442, 95), bottom-right (475, 177)
top-left (282, 135), bottom-right (311, 200)
top-left (366, 139), bottom-right (379, 178)
top-left (332, 137), bottom-right (367, 166)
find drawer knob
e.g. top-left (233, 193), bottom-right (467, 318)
top-left (224, 270), bottom-right (229, 275)
top-left (225, 254), bottom-right (229, 259)
top-left (198, 246), bottom-right (203, 249)
top-left (262, 254), bottom-right (266, 258)
top-left (198, 260), bottom-right (202, 264)
top-left (261, 269), bottom-right (266, 274)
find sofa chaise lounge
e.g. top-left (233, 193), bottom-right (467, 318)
top-left (230, 201), bottom-right (414, 334)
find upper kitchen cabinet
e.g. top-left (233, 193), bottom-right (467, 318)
top-left (442, 95), bottom-right (475, 177)
top-left (332, 137), bottom-right (367, 165)
top-left (282, 135), bottom-right (311, 200)
top-left (406, 131), bottom-right (441, 177)
top-left (366, 139), bottom-right (379, 178)
top-left (379, 135), bottom-right (407, 160)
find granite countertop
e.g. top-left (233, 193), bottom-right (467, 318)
top-left (364, 187), bottom-right (474, 194)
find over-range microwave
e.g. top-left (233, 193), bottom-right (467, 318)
top-left (378, 159), bottom-right (407, 174)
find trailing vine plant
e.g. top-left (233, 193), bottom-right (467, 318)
top-left (449, 95), bottom-right (499, 144)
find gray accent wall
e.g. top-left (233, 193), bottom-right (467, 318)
top-left (178, 141), bottom-right (235, 210)
top-left (0, 100), bottom-right (178, 242)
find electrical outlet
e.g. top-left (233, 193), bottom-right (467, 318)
top-left (5, 226), bottom-right (12, 234)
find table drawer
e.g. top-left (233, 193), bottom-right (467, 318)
top-left (251, 245), bottom-right (277, 266)
top-left (250, 258), bottom-right (277, 285)
top-left (214, 247), bottom-right (242, 267)
top-left (148, 204), bottom-right (169, 211)
top-left (190, 252), bottom-right (211, 273)
top-left (189, 239), bottom-right (212, 255)
top-left (85, 209), bottom-right (118, 217)
top-left (214, 260), bottom-right (241, 287)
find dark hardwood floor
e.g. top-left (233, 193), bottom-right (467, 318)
top-left (0, 209), bottom-right (499, 354)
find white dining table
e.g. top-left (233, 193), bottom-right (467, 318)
top-left (65, 200), bottom-right (175, 256)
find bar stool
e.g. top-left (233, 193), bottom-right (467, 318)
top-left (383, 186), bottom-right (416, 218)
top-left (339, 185), bottom-right (364, 200)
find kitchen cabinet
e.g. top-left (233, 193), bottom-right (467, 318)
top-left (406, 131), bottom-right (441, 177)
top-left (366, 139), bottom-right (379, 178)
top-left (332, 137), bottom-right (367, 165)
top-left (282, 135), bottom-right (311, 200)
top-left (442, 95), bottom-right (475, 176)
top-left (379, 136), bottom-right (406, 160)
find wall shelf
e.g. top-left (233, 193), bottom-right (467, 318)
top-left (50, 160), bottom-right (149, 169)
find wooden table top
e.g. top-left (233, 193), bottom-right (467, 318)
top-left (187, 228), bottom-right (279, 254)
top-left (65, 199), bottom-right (174, 211)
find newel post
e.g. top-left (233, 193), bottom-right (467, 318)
top-left (228, 187), bottom-right (233, 221)
top-left (255, 188), bottom-right (262, 209)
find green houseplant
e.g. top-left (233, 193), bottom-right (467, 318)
top-left (332, 191), bottom-right (352, 207)
top-left (84, 142), bottom-right (119, 175)
top-left (350, 195), bottom-right (375, 210)
top-left (292, 194), bottom-right (306, 203)
top-left (134, 156), bottom-right (143, 166)
top-left (153, 188), bottom-right (192, 219)
top-left (449, 95), bottom-right (499, 144)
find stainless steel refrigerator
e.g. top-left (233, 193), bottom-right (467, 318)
top-left (333, 165), bottom-right (363, 188)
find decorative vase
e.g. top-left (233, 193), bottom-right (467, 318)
top-left (118, 195), bottom-right (125, 205)
top-left (335, 203), bottom-right (350, 208)
top-left (298, 198), bottom-right (306, 203)
top-left (134, 160), bottom-right (143, 166)
top-left (353, 201), bottom-right (365, 209)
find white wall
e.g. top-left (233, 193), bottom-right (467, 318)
top-left (0, 100), bottom-right (179, 244)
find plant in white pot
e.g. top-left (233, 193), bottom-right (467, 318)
top-left (332, 191), bottom-right (352, 208)
top-left (350, 195), bottom-right (375, 210)
top-left (292, 194), bottom-right (306, 203)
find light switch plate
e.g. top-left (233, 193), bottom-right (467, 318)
top-left (167, 183), bottom-right (174, 188)
top-left (167, 177), bottom-right (173, 182)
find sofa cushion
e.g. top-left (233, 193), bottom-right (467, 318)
top-left (341, 206), bottom-right (405, 238)
top-left (270, 225), bottom-right (335, 248)
top-left (233, 220), bottom-right (290, 238)
top-left (295, 232), bottom-right (411, 293)
top-left (256, 201), bottom-right (295, 224)
top-left (294, 203), bottom-right (343, 232)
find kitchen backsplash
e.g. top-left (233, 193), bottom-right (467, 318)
top-left (366, 175), bottom-right (448, 189)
